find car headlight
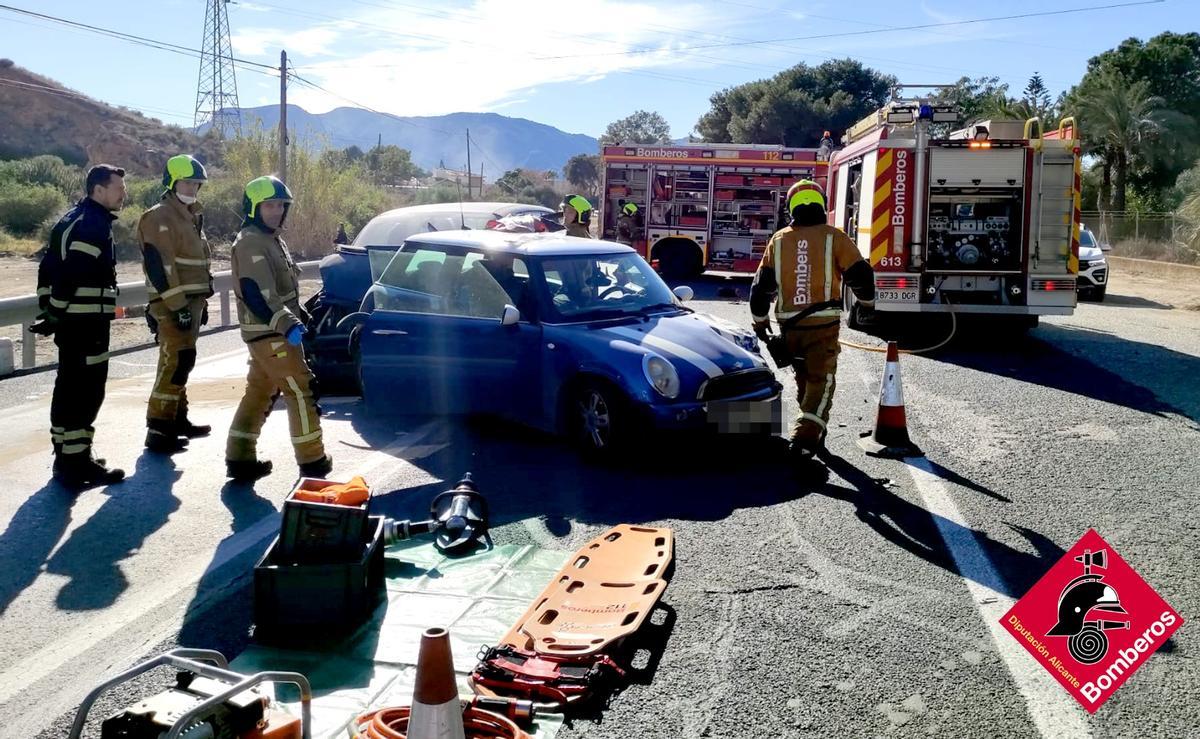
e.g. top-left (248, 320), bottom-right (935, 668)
top-left (642, 353), bottom-right (681, 399)
top-left (1088, 259), bottom-right (1106, 267)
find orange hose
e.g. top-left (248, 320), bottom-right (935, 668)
top-left (352, 705), bottom-right (529, 739)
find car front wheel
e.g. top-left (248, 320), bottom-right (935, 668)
top-left (571, 381), bottom-right (626, 458)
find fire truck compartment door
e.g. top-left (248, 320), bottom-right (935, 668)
top-left (930, 148), bottom-right (1024, 187)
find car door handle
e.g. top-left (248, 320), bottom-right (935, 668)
top-left (371, 329), bottom-right (408, 336)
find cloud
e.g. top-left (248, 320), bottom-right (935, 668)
top-left (255, 0), bottom-right (726, 117)
top-left (232, 25), bottom-right (344, 57)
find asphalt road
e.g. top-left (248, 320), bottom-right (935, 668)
top-left (0, 276), bottom-right (1196, 739)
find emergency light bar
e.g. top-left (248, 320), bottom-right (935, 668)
top-left (887, 108), bottom-right (916, 124)
top-left (931, 107), bottom-right (959, 123)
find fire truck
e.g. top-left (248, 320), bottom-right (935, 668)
top-left (599, 144), bottom-right (827, 279)
top-left (828, 88), bottom-right (1082, 329)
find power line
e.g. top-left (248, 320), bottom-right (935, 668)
top-left (0, 3), bottom-right (279, 75)
top-left (536, 1), bottom-right (1166, 59)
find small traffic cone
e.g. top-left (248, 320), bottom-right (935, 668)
top-left (114, 306), bottom-right (126, 319)
top-left (857, 341), bottom-right (923, 458)
top-left (408, 627), bottom-right (466, 739)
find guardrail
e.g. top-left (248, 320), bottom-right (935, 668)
top-left (0, 261), bottom-right (321, 372)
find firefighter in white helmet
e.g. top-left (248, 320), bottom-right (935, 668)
top-left (749, 180), bottom-right (875, 460)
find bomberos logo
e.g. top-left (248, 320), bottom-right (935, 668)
top-left (1001, 529), bottom-right (1183, 713)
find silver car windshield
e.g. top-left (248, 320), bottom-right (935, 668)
top-left (540, 253), bottom-right (678, 322)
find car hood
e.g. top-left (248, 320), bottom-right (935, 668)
top-left (585, 311), bottom-right (769, 383)
top-left (1079, 245), bottom-right (1104, 262)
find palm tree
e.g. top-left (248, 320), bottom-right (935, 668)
top-left (1070, 72), bottom-right (1187, 211)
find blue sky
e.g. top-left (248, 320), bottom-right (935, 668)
top-left (0, 0), bottom-right (1193, 140)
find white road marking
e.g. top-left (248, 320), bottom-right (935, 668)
top-left (856, 368), bottom-right (1091, 738)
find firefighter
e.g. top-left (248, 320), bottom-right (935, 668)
top-left (560, 194), bottom-right (593, 238)
top-left (32, 164), bottom-right (127, 488)
top-left (749, 179), bottom-right (875, 459)
top-left (225, 176), bottom-right (332, 481)
top-left (138, 154), bottom-right (213, 453)
top-left (616, 202), bottom-right (640, 246)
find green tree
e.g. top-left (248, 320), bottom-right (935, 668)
top-left (495, 168), bottom-right (532, 193)
top-left (563, 154), bottom-right (600, 196)
top-left (1023, 73), bottom-right (1052, 117)
top-left (365, 144), bottom-right (426, 184)
top-left (1070, 71), bottom-right (1188, 211)
top-left (600, 110), bottom-right (673, 145)
top-left (696, 59), bottom-right (894, 146)
top-left (1068, 32), bottom-right (1200, 196)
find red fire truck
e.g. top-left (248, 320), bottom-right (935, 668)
top-left (827, 90), bottom-right (1082, 329)
top-left (600, 144), bottom-right (827, 279)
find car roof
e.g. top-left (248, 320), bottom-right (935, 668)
top-left (402, 229), bottom-right (636, 257)
top-left (369, 201), bottom-right (553, 219)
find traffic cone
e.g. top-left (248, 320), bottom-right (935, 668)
top-left (408, 627), bottom-right (466, 739)
top-left (114, 306), bottom-right (125, 319)
top-left (857, 341), bottom-right (923, 458)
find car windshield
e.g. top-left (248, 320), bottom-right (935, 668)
top-left (539, 253), bottom-right (679, 322)
top-left (1080, 229), bottom-right (1096, 247)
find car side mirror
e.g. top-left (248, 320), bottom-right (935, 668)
top-left (672, 285), bottom-right (694, 302)
top-left (501, 304), bottom-right (521, 326)
top-left (1100, 243), bottom-right (1112, 252)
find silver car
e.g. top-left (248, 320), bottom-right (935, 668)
top-left (1077, 225), bottom-right (1110, 301)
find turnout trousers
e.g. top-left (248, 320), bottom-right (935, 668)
top-left (783, 321), bottom-right (841, 447)
top-left (50, 321), bottom-right (111, 459)
top-left (226, 337), bottom-right (326, 465)
top-left (146, 296), bottom-right (205, 430)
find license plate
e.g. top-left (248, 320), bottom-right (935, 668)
top-left (706, 397), bottom-right (782, 434)
top-left (877, 289), bottom-right (919, 302)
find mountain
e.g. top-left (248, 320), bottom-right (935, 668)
top-left (220, 105), bottom-right (600, 176)
top-left (232, 106), bottom-right (599, 175)
top-left (0, 60), bottom-right (215, 173)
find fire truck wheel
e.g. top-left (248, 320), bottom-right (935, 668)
top-left (656, 241), bottom-right (703, 281)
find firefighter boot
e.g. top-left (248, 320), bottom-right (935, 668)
top-left (145, 419), bottom-right (189, 454)
top-left (54, 455), bottom-right (125, 490)
top-left (298, 454), bottom-right (333, 478)
top-left (176, 397), bottom-right (211, 438)
top-left (226, 458), bottom-right (273, 481)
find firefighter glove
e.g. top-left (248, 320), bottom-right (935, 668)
top-left (146, 310), bottom-right (159, 337)
top-left (285, 324), bottom-right (305, 347)
top-left (201, 302), bottom-right (209, 326)
top-left (174, 307), bottom-right (193, 330)
top-left (752, 320), bottom-right (772, 341)
top-left (28, 314), bottom-right (59, 336)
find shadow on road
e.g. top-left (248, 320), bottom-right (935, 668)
top-left (44, 453), bottom-right (182, 610)
top-left (176, 479), bottom-right (278, 649)
top-left (0, 482), bottom-right (78, 616)
top-left (934, 324), bottom-right (1200, 424)
top-left (816, 452), bottom-right (1064, 599)
top-left (1099, 293), bottom-right (1173, 310)
top-left (353, 412), bottom-right (816, 532)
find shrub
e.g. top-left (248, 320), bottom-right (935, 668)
top-left (0, 182), bottom-right (67, 236)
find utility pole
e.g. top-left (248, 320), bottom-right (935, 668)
top-left (377, 133), bottom-right (382, 150)
top-left (465, 129), bottom-right (472, 199)
top-left (279, 50), bottom-right (288, 183)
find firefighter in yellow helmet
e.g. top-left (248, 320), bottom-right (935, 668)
top-left (138, 154), bottom-right (214, 453)
top-left (225, 176), bottom-right (332, 481)
top-left (749, 179), bottom-right (875, 459)
top-left (560, 194), bottom-right (593, 239)
top-left (616, 201), bottom-right (640, 246)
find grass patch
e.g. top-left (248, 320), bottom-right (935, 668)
top-left (1110, 238), bottom-right (1200, 266)
top-left (0, 229), bottom-right (41, 257)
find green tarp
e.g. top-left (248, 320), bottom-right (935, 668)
top-left (232, 539), bottom-right (569, 738)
